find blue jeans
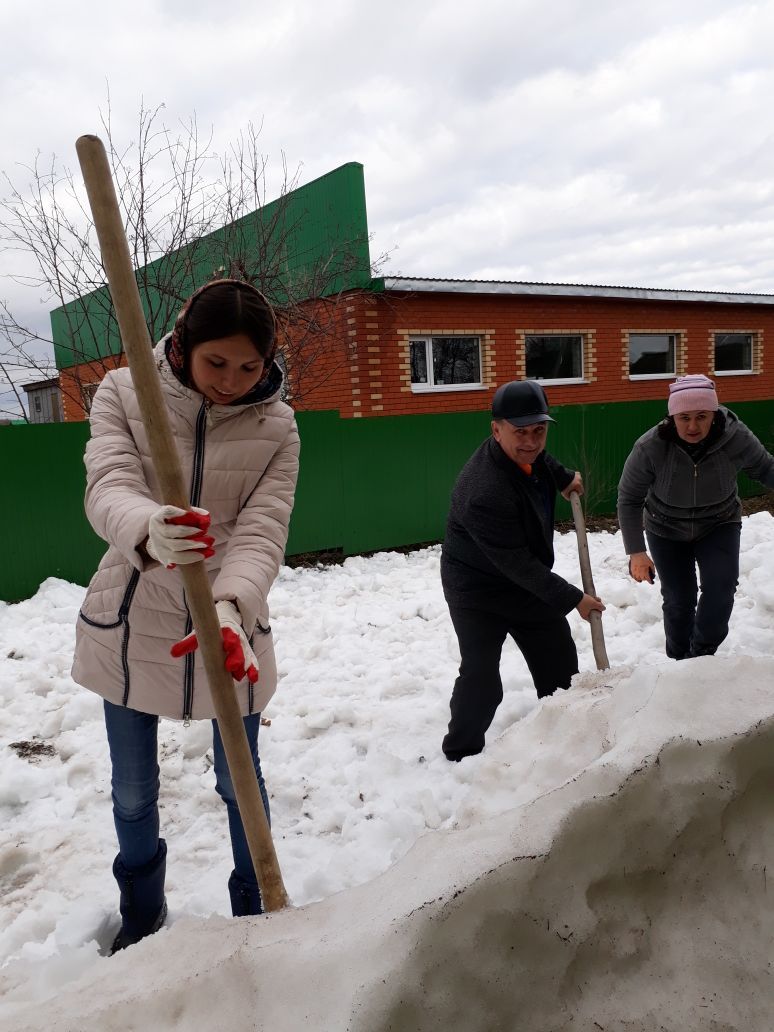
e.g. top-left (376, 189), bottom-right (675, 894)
top-left (104, 700), bottom-right (270, 885)
top-left (647, 523), bottom-right (741, 659)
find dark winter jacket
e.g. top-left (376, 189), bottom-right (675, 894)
top-left (441, 437), bottom-right (584, 616)
top-left (617, 406), bottom-right (774, 554)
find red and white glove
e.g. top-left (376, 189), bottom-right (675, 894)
top-left (146, 506), bottom-right (214, 568)
top-left (170, 600), bottom-right (259, 684)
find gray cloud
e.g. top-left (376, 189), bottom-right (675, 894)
top-left (2, 0), bottom-right (774, 414)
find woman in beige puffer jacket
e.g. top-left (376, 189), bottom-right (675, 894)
top-left (71, 280), bottom-right (299, 951)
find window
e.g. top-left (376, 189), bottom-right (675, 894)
top-left (525, 335), bottom-right (583, 381)
top-left (714, 333), bottom-right (753, 374)
top-left (628, 333), bottom-right (677, 377)
top-left (410, 336), bottom-right (482, 390)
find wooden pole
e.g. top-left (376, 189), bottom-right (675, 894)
top-left (569, 490), bottom-right (610, 671)
top-left (75, 134), bottom-right (288, 911)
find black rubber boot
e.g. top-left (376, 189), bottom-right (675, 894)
top-left (228, 870), bottom-right (263, 917)
top-left (110, 839), bottom-right (168, 954)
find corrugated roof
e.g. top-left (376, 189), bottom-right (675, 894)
top-left (21, 378), bottom-right (60, 392)
top-left (381, 276), bottom-right (774, 305)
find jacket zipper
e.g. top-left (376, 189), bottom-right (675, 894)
top-left (119, 570), bottom-right (141, 706)
top-left (181, 399), bottom-right (209, 723)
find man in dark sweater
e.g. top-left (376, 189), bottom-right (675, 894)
top-left (441, 381), bottom-right (605, 761)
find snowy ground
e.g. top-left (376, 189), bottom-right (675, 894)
top-left (1, 514), bottom-right (774, 1018)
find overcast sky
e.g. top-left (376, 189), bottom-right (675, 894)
top-left (2, 0), bottom-right (774, 413)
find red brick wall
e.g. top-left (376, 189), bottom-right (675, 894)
top-left (59, 289), bottom-right (774, 421)
top-left (60, 354), bottom-right (126, 422)
top-left (363, 291), bottom-right (774, 417)
top-left (275, 291), bottom-right (383, 418)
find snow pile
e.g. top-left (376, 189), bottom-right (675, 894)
top-left (3, 661), bottom-right (773, 1032)
top-left (2, 516), bottom-right (774, 1030)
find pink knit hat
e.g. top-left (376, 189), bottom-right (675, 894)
top-left (667, 374), bottom-right (719, 415)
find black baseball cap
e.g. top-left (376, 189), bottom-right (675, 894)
top-left (492, 380), bottom-right (555, 427)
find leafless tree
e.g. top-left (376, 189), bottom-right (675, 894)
top-left (0, 99), bottom-right (383, 420)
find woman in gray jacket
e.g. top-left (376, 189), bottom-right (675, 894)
top-left (71, 279), bottom-right (300, 951)
top-left (617, 373), bottom-right (774, 660)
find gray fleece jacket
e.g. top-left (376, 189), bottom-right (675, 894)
top-left (617, 406), bottom-right (774, 554)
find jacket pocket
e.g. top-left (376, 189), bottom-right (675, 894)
top-left (79, 570), bottom-right (140, 629)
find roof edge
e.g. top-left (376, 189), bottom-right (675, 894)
top-left (381, 277), bottom-right (774, 306)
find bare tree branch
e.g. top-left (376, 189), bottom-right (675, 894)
top-left (0, 98), bottom-right (389, 420)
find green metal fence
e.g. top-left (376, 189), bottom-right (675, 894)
top-left (2, 400), bottom-right (773, 602)
top-left (1, 421), bottom-right (105, 602)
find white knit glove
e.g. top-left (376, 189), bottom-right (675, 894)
top-left (146, 505), bottom-right (214, 568)
top-left (170, 600), bottom-right (259, 684)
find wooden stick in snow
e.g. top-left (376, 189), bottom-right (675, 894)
top-left (569, 490), bottom-right (610, 672)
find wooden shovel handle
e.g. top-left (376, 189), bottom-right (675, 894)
top-left (569, 491), bottom-right (610, 672)
top-left (75, 134), bottom-right (288, 911)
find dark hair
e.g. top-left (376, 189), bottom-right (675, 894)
top-left (175, 279), bottom-right (276, 366)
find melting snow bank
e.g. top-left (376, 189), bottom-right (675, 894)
top-left (3, 656), bottom-right (773, 1032)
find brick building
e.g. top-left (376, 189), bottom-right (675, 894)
top-left (277, 277), bottom-right (774, 419)
top-left (51, 161), bottom-right (774, 422)
top-left (57, 277), bottom-right (774, 422)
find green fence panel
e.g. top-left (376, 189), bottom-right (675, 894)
top-left (549, 397), bottom-right (774, 518)
top-left (0, 423), bottom-right (106, 601)
top-left (0, 413), bottom-right (351, 600)
top-left (338, 411), bottom-right (492, 555)
top-left (2, 397), bottom-right (773, 602)
top-left (286, 410), bottom-right (345, 555)
top-left (549, 400), bottom-right (667, 520)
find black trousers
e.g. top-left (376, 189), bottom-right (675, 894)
top-left (442, 605), bottom-right (578, 760)
top-left (646, 523), bottom-right (741, 660)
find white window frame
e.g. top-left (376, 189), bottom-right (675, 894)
top-left (627, 332), bottom-right (679, 380)
top-left (409, 335), bottom-right (484, 393)
top-left (713, 332), bottom-right (754, 376)
top-left (524, 333), bottom-right (585, 385)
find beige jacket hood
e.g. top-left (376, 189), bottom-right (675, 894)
top-left (71, 341), bottom-right (300, 721)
